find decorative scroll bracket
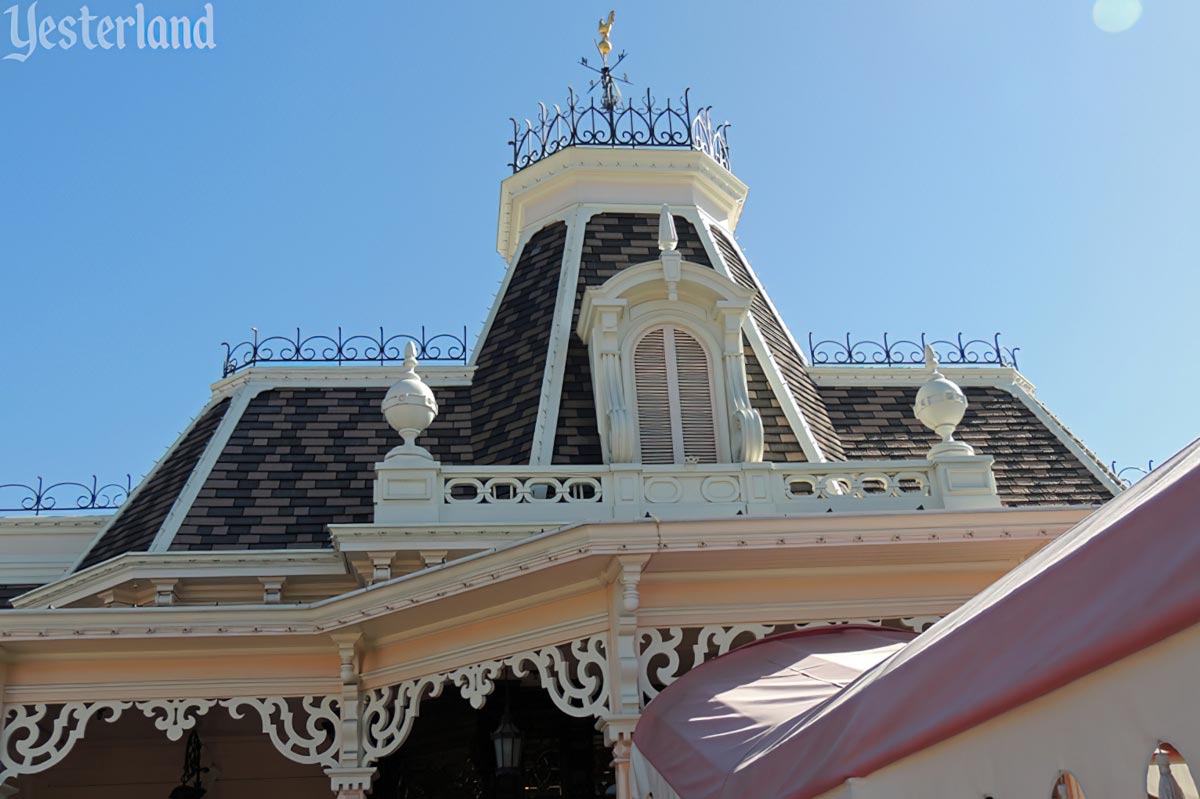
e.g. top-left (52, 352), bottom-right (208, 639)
top-left (1, 696), bottom-right (341, 790)
top-left (361, 635), bottom-right (610, 767)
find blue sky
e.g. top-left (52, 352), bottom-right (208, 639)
top-left (0, 1), bottom-right (1194, 492)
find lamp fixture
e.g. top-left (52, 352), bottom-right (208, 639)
top-left (168, 730), bottom-right (208, 799)
top-left (491, 683), bottom-right (523, 776)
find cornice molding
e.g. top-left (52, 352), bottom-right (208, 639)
top-left (0, 507), bottom-right (1089, 643)
top-left (0, 516), bottom-right (109, 533)
top-left (210, 365), bottom-right (476, 400)
top-left (496, 149), bottom-right (749, 261)
top-left (13, 550), bottom-right (346, 610)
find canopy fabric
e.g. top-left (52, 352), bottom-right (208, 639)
top-left (631, 626), bottom-right (913, 799)
top-left (634, 437), bottom-right (1200, 799)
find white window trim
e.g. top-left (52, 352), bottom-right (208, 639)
top-left (577, 256), bottom-right (764, 466)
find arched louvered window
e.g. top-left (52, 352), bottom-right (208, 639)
top-left (633, 326), bottom-right (719, 464)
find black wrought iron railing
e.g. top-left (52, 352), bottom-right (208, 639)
top-left (221, 326), bottom-right (470, 377)
top-left (806, 333), bottom-right (1020, 370)
top-left (0, 475), bottom-right (133, 515)
top-left (509, 87), bottom-right (730, 173)
top-left (1111, 461), bottom-right (1154, 488)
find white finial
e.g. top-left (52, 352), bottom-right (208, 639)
top-left (658, 204), bottom-right (678, 253)
top-left (924, 344), bottom-right (940, 374)
top-left (914, 346), bottom-right (972, 456)
top-left (382, 342), bottom-right (439, 459)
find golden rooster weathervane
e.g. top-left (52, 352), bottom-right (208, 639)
top-left (580, 10), bottom-right (630, 111)
top-left (596, 10), bottom-right (615, 64)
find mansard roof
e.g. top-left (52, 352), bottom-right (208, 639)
top-left (71, 372), bottom-right (1116, 565)
top-left (53, 203), bottom-right (1117, 572)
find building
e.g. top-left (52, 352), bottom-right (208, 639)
top-left (630, 440), bottom-right (1200, 799)
top-left (0, 22), bottom-right (1121, 799)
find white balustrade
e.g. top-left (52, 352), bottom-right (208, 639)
top-left (375, 458), bottom-right (994, 525)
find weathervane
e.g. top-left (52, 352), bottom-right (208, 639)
top-left (579, 10), bottom-right (631, 111)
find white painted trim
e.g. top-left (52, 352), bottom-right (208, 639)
top-left (13, 550), bottom-right (347, 610)
top-left (0, 506), bottom-right (1088, 641)
top-left (0, 516), bottom-right (109, 532)
top-left (496, 149), bottom-right (749, 261)
top-left (210, 364), bottom-right (475, 401)
top-left (65, 397), bottom-right (228, 576)
top-left (329, 522), bottom-right (551, 551)
top-left (148, 383), bottom-right (267, 553)
top-left (0, 517), bottom-right (105, 585)
top-left (808, 364), bottom-right (1036, 392)
top-left (690, 208), bottom-right (827, 462)
top-left (531, 206), bottom-right (590, 465)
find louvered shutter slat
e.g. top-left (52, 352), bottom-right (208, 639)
top-left (634, 328), bottom-right (675, 464)
top-left (633, 326), bottom-right (719, 465)
top-left (673, 330), bottom-right (719, 463)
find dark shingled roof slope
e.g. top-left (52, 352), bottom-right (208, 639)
top-left (745, 343), bottom-right (806, 462)
top-left (551, 213), bottom-right (714, 463)
top-left (77, 398), bottom-right (231, 570)
top-left (820, 384), bottom-right (1115, 506)
top-left (0, 585), bottom-right (38, 609)
top-left (709, 226), bottom-right (846, 462)
top-left (470, 221), bottom-right (567, 464)
top-left (171, 386), bottom-right (472, 551)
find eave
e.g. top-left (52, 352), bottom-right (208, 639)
top-left (0, 506), bottom-right (1091, 646)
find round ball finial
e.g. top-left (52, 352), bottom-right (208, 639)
top-left (382, 342), bottom-right (439, 458)
top-left (913, 345), bottom-right (970, 452)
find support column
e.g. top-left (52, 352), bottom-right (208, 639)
top-left (598, 717), bottom-right (638, 799)
top-left (601, 555), bottom-right (648, 799)
top-left (605, 555), bottom-right (649, 715)
top-left (327, 632), bottom-right (375, 799)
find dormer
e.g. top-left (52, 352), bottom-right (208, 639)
top-left (576, 207), bottom-right (764, 465)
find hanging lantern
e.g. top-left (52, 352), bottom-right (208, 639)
top-left (168, 730), bottom-right (208, 799)
top-left (491, 688), bottom-right (522, 775)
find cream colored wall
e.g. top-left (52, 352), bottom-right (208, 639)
top-left (812, 623), bottom-right (1200, 799)
top-left (4, 646), bottom-right (339, 703)
top-left (639, 564), bottom-right (1010, 626)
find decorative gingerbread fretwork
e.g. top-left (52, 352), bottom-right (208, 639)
top-left (219, 696), bottom-right (341, 769)
top-left (362, 635), bottom-right (610, 766)
top-left (1, 701), bottom-right (130, 785)
top-left (508, 637), bottom-right (608, 719)
top-left (135, 699), bottom-right (217, 742)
